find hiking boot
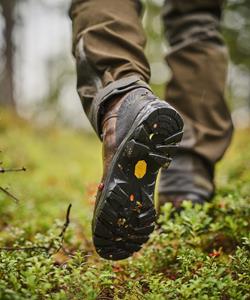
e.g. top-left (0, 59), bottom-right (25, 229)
top-left (92, 87), bottom-right (184, 260)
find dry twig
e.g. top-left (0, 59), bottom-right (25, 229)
top-left (0, 166), bottom-right (26, 173)
top-left (0, 163), bottom-right (26, 202)
top-left (0, 186), bottom-right (19, 203)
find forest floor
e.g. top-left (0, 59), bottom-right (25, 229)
top-left (0, 112), bottom-right (249, 300)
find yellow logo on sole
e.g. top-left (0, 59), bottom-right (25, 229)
top-left (134, 160), bottom-right (147, 179)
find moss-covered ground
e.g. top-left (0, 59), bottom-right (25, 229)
top-left (0, 112), bottom-right (249, 299)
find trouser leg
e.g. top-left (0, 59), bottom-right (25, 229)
top-left (159, 0), bottom-right (234, 201)
top-left (69, 0), bottom-right (150, 137)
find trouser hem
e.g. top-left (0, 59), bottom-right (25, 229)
top-left (89, 75), bottom-right (152, 139)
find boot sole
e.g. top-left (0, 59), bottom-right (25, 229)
top-left (92, 101), bottom-right (183, 260)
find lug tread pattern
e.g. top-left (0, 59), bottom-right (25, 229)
top-left (93, 102), bottom-right (183, 260)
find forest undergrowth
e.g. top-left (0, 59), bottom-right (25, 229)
top-left (0, 112), bottom-right (249, 300)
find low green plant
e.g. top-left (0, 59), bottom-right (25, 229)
top-left (0, 114), bottom-right (249, 299)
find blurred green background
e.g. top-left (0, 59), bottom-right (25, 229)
top-left (0, 0), bottom-right (250, 130)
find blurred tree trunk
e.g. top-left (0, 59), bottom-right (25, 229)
top-left (0, 0), bottom-right (16, 108)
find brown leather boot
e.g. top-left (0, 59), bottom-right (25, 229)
top-left (92, 87), bottom-right (183, 260)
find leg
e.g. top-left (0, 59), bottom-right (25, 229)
top-left (158, 0), bottom-right (234, 210)
top-left (69, 0), bottom-right (184, 259)
top-left (69, 0), bottom-right (150, 137)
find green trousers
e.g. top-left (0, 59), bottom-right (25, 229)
top-left (69, 0), bottom-right (233, 199)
